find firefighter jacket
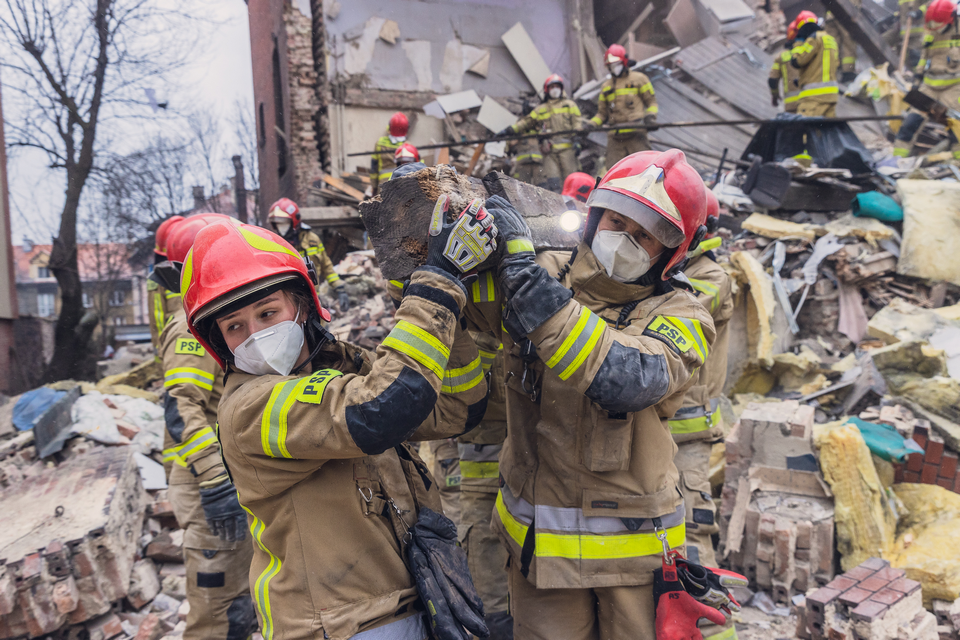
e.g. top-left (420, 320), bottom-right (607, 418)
top-left (918, 22), bottom-right (960, 89)
top-left (462, 245), bottom-right (716, 589)
top-left (791, 30), bottom-right (840, 105)
top-left (770, 49), bottom-right (801, 112)
top-left (511, 97), bottom-right (583, 151)
top-left (900, 0), bottom-right (926, 45)
top-left (590, 70), bottom-right (659, 135)
top-left (215, 268), bottom-right (489, 640)
top-left (668, 254), bottom-right (734, 443)
top-left (512, 137), bottom-right (543, 165)
top-left (458, 331), bottom-right (507, 486)
top-left (296, 229), bottom-right (343, 291)
top-left (148, 282), bottom-right (184, 352)
top-left (158, 311), bottom-right (225, 485)
top-left (371, 135), bottom-right (402, 193)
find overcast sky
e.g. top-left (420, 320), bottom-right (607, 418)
top-left (3, 0), bottom-right (255, 246)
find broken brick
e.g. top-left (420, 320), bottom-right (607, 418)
top-left (905, 470), bottom-right (922, 483)
top-left (870, 588), bottom-right (904, 607)
top-left (907, 452), bottom-right (924, 472)
top-left (807, 587), bottom-right (841, 622)
top-left (922, 463), bottom-right (939, 484)
top-left (941, 452), bottom-right (959, 480)
top-left (926, 436), bottom-right (945, 465)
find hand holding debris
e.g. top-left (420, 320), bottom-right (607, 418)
top-left (427, 195), bottom-right (499, 276)
top-left (484, 195), bottom-right (533, 260)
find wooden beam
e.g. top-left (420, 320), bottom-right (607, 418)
top-left (321, 174), bottom-right (366, 201)
top-left (467, 143), bottom-right (486, 176)
top-left (819, 0), bottom-right (899, 68)
top-left (617, 4), bottom-right (654, 45)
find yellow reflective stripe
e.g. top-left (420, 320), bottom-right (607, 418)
top-left (244, 507), bottom-right (280, 640)
top-left (239, 227), bottom-right (301, 258)
top-left (162, 447), bottom-right (187, 467)
top-left (164, 367), bottom-right (215, 390)
top-left (460, 460), bottom-right (499, 479)
top-left (784, 93), bottom-right (801, 103)
top-left (306, 246), bottom-right (319, 256)
top-left (590, 115), bottom-right (603, 125)
top-left (382, 320), bottom-right (450, 379)
top-left (178, 429), bottom-right (219, 460)
top-left (261, 379), bottom-right (303, 458)
top-left (495, 492), bottom-right (686, 560)
top-left (640, 82), bottom-right (654, 94)
top-left (704, 626), bottom-right (739, 640)
top-left (506, 239), bottom-right (534, 254)
top-left (893, 147), bottom-right (910, 157)
top-left (471, 271), bottom-right (496, 303)
top-left (841, 56), bottom-right (856, 64)
top-left (666, 315), bottom-right (709, 361)
top-left (442, 357), bottom-right (484, 394)
top-left (924, 76), bottom-right (960, 87)
top-left (164, 291), bottom-right (181, 300)
top-left (668, 406), bottom-right (721, 435)
top-left (326, 273), bottom-right (341, 284)
top-left (544, 307), bottom-right (605, 381)
top-left (823, 41), bottom-right (831, 82)
top-left (153, 293), bottom-right (165, 336)
top-left (478, 346), bottom-right (499, 372)
top-left (552, 142), bottom-right (573, 150)
top-left (799, 85), bottom-right (839, 98)
top-left (930, 39), bottom-right (960, 48)
top-left (378, 170), bottom-right (394, 181)
top-left (644, 105), bottom-right (658, 114)
top-left (516, 153), bottom-right (543, 162)
top-left (688, 277), bottom-right (720, 313)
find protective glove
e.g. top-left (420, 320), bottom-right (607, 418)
top-left (337, 287), bottom-right (351, 312)
top-left (496, 127), bottom-right (513, 138)
top-left (391, 161), bottom-right (427, 181)
top-left (675, 559), bottom-right (748, 615)
top-left (771, 94), bottom-right (780, 108)
top-left (654, 564), bottom-right (727, 640)
top-left (582, 118), bottom-right (598, 130)
top-left (198, 475), bottom-right (247, 542)
top-left (426, 194), bottom-right (499, 276)
top-left (407, 507), bottom-right (489, 640)
top-left (644, 114), bottom-right (660, 132)
top-left (484, 195), bottom-right (572, 341)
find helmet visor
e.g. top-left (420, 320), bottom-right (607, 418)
top-left (193, 273), bottom-right (302, 324)
top-left (586, 188), bottom-right (686, 248)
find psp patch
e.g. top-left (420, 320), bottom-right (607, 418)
top-left (645, 316), bottom-right (691, 354)
top-left (296, 369), bottom-right (343, 405)
top-left (175, 338), bottom-right (206, 356)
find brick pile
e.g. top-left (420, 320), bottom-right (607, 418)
top-left (893, 423), bottom-right (960, 492)
top-left (798, 557), bottom-right (935, 640)
top-left (721, 400), bottom-right (836, 602)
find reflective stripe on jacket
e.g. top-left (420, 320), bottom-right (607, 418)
top-left (918, 24), bottom-right (960, 84)
top-left (462, 245), bottom-right (716, 588)
top-left (511, 98), bottom-right (582, 150)
top-left (770, 50), bottom-right (801, 111)
top-left (298, 229), bottom-right (342, 290)
top-left (591, 70), bottom-right (658, 133)
top-left (792, 31), bottom-right (840, 103)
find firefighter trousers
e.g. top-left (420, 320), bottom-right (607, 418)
top-left (541, 148), bottom-right (580, 192)
top-left (168, 466), bottom-right (257, 640)
top-left (507, 561), bottom-right (655, 639)
top-left (604, 132), bottom-right (651, 171)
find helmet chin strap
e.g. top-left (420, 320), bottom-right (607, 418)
top-left (290, 310), bottom-right (337, 376)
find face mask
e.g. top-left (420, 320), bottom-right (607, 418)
top-left (389, 135), bottom-right (406, 145)
top-left (273, 221), bottom-right (291, 237)
top-left (610, 63), bottom-right (624, 77)
top-left (231, 309), bottom-right (305, 376)
top-left (548, 86), bottom-right (562, 99)
top-left (591, 230), bottom-right (659, 283)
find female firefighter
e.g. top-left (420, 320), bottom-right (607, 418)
top-left (180, 217), bottom-right (496, 640)
top-left (465, 149), bottom-right (745, 639)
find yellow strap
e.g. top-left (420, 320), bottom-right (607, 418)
top-left (164, 367), bottom-right (215, 390)
top-left (668, 406), bottom-right (721, 435)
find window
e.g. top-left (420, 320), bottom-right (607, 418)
top-left (113, 316), bottom-right (125, 326)
top-left (82, 292), bottom-right (93, 308)
top-left (37, 293), bottom-right (55, 317)
top-left (109, 290), bottom-right (125, 307)
top-left (37, 266), bottom-right (51, 278)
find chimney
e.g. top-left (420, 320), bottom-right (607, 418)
top-left (22, 237), bottom-right (33, 253)
top-left (192, 186), bottom-right (205, 210)
top-left (232, 155), bottom-right (248, 223)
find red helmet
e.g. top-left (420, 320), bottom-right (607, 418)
top-left (926, 0), bottom-right (957, 29)
top-left (786, 17), bottom-right (799, 41)
top-left (605, 44), bottom-right (628, 67)
top-left (167, 214), bottom-right (235, 264)
top-left (543, 73), bottom-right (564, 94)
top-left (268, 198), bottom-right (301, 228)
top-left (389, 112), bottom-right (409, 138)
top-left (182, 222), bottom-right (330, 368)
top-left (562, 172), bottom-right (596, 203)
top-left (394, 142), bottom-right (420, 165)
top-left (155, 216), bottom-right (185, 257)
top-left (585, 149), bottom-right (707, 280)
top-left (795, 10), bottom-right (819, 29)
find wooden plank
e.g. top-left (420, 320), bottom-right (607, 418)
top-left (502, 22), bottom-right (553, 99)
top-left (820, 0), bottom-right (899, 68)
top-left (467, 143), bottom-right (486, 176)
top-left (321, 174), bottom-right (366, 201)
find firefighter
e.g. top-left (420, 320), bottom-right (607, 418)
top-left (395, 142), bottom-right (420, 167)
top-left (770, 19), bottom-right (802, 111)
top-left (462, 149), bottom-right (745, 639)
top-left (561, 171), bottom-right (596, 205)
top-left (510, 135), bottom-right (545, 186)
top-left (506, 74), bottom-right (582, 192)
top-left (791, 11), bottom-right (841, 117)
top-left (371, 112), bottom-right (409, 194)
top-left (267, 198), bottom-right (350, 312)
top-left (900, 0), bottom-right (927, 62)
top-left (149, 215), bottom-right (185, 351)
top-left (158, 215), bottom-right (257, 640)
top-left (588, 44), bottom-right (659, 169)
top-left (181, 211), bottom-right (495, 639)
top-left (669, 187), bottom-right (737, 640)
top-left (823, 0), bottom-right (862, 83)
top-left (894, 0), bottom-right (960, 158)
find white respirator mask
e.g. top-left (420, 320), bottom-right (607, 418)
top-left (592, 230), bottom-right (659, 283)
top-left (231, 308), bottom-right (305, 376)
top-left (389, 135), bottom-right (406, 145)
top-left (548, 86), bottom-right (562, 99)
top-left (610, 62), bottom-right (624, 77)
top-left (273, 221), bottom-right (292, 237)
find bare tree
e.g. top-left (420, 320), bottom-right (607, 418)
top-left (0, 0), bottom-right (199, 381)
top-left (232, 99), bottom-right (260, 223)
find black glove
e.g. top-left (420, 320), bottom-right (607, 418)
top-left (426, 194), bottom-right (498, 276)
top-left (198, 476), bottom-right (247, 542)
top-left (407, 508), bottom-right (489, 640)
top-left (644, 115), bottom-right (660, 132)
top-left (337, 287), bottom-right (351, 311)
top-left (496, 127), bottom-right (512, 138)
top-left (771, 94), bottom-right (780, 108)
top-left (484, 195), bottom-right (572, 341)
top-left (675, 558), bottom-right (748, 615)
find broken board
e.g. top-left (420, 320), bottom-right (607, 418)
top-left (501, 22), bottom-right (552, 99)
top-left (477, 96), bottom-right (518, 134)
top-left (358, 169), bottom-right (584, 281)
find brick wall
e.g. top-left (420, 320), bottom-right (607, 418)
top-left (895, 423), bottom-right (960, 492)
